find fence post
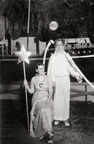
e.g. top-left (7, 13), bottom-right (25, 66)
top-left (85, 84), bottom-right (87, 101)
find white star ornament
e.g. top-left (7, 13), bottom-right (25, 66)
top-left (14, 45), bottom-right (31, 64)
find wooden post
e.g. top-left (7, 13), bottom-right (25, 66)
top-left (27, 0), bottom-right (31, 51)
top-left (36, 37), bottom-right (39, 54)
top-left (85, 84), bottom-right (87, 101)
top-left (23, 61), bottom-right (29, 131)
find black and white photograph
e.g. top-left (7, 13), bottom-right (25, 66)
top-left (0, 0), bottom-right (94, 144)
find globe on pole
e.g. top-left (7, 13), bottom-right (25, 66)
top-left (49, 21), bottom-right (58, 31)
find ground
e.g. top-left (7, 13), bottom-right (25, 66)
top-left (1, 99), bottom-right (94, 144)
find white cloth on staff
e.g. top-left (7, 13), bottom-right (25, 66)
top-left (47, 52), bottom-right (81, 121)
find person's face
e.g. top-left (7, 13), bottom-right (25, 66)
top-left (55, 41), bottom-right (64, 52)
top-left (36, 65), bottom-right (45, 75)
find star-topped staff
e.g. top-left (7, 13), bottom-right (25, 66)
top-left (14, 45), bottom-right (31, 131)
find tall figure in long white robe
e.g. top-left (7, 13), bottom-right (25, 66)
top-left (47, 39), bottom-right (82, 126)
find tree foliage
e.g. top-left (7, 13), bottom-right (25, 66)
top-left (0, 0), bottom-right (94, 42)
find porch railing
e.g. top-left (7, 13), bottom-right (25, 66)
top-left (71, 82), bottom-right (94, 101)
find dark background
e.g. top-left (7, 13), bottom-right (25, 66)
top-left (0, 56), bottom-right (94, 83)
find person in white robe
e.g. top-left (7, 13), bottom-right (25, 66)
top-left (47, 38), bottom-right (82, 126)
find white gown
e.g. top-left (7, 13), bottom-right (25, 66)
top-left (47, 51), bottom-right (80, 121)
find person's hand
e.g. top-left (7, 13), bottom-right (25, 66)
top-left (76, 75), bottom-right (82, 83)
top-left (46, 97), bottom-right (51, 104)
top-left (23, 79), bottom-right (29, 89)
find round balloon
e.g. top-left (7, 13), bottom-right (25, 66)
top-left (49, 21), bottom-right (58, 31)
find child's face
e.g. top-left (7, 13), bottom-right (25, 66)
top-left (55, 41), bottom-right (64, 52)
top-left (36, 65), bottom-right (45, 75)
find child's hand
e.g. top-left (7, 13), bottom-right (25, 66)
top-left (46, 98), bottom-right (51, 104)
top-left (23, 79), bottom-right (29, 89)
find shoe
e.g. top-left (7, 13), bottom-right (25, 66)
top-left (47, 131), bottom-right (54, 139)
top-left (64, 121), bottom-right (70, 126)
top-left (44, 131), bottom-right (54, 140)
top-left (54, 120), bottom-right (59, 126)
top-left (46, 132), bottom-right (54, 143)
top-left (47, 139), bottom-right (53, 143)
top-left (39, 135), bottom-right (44, 140)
